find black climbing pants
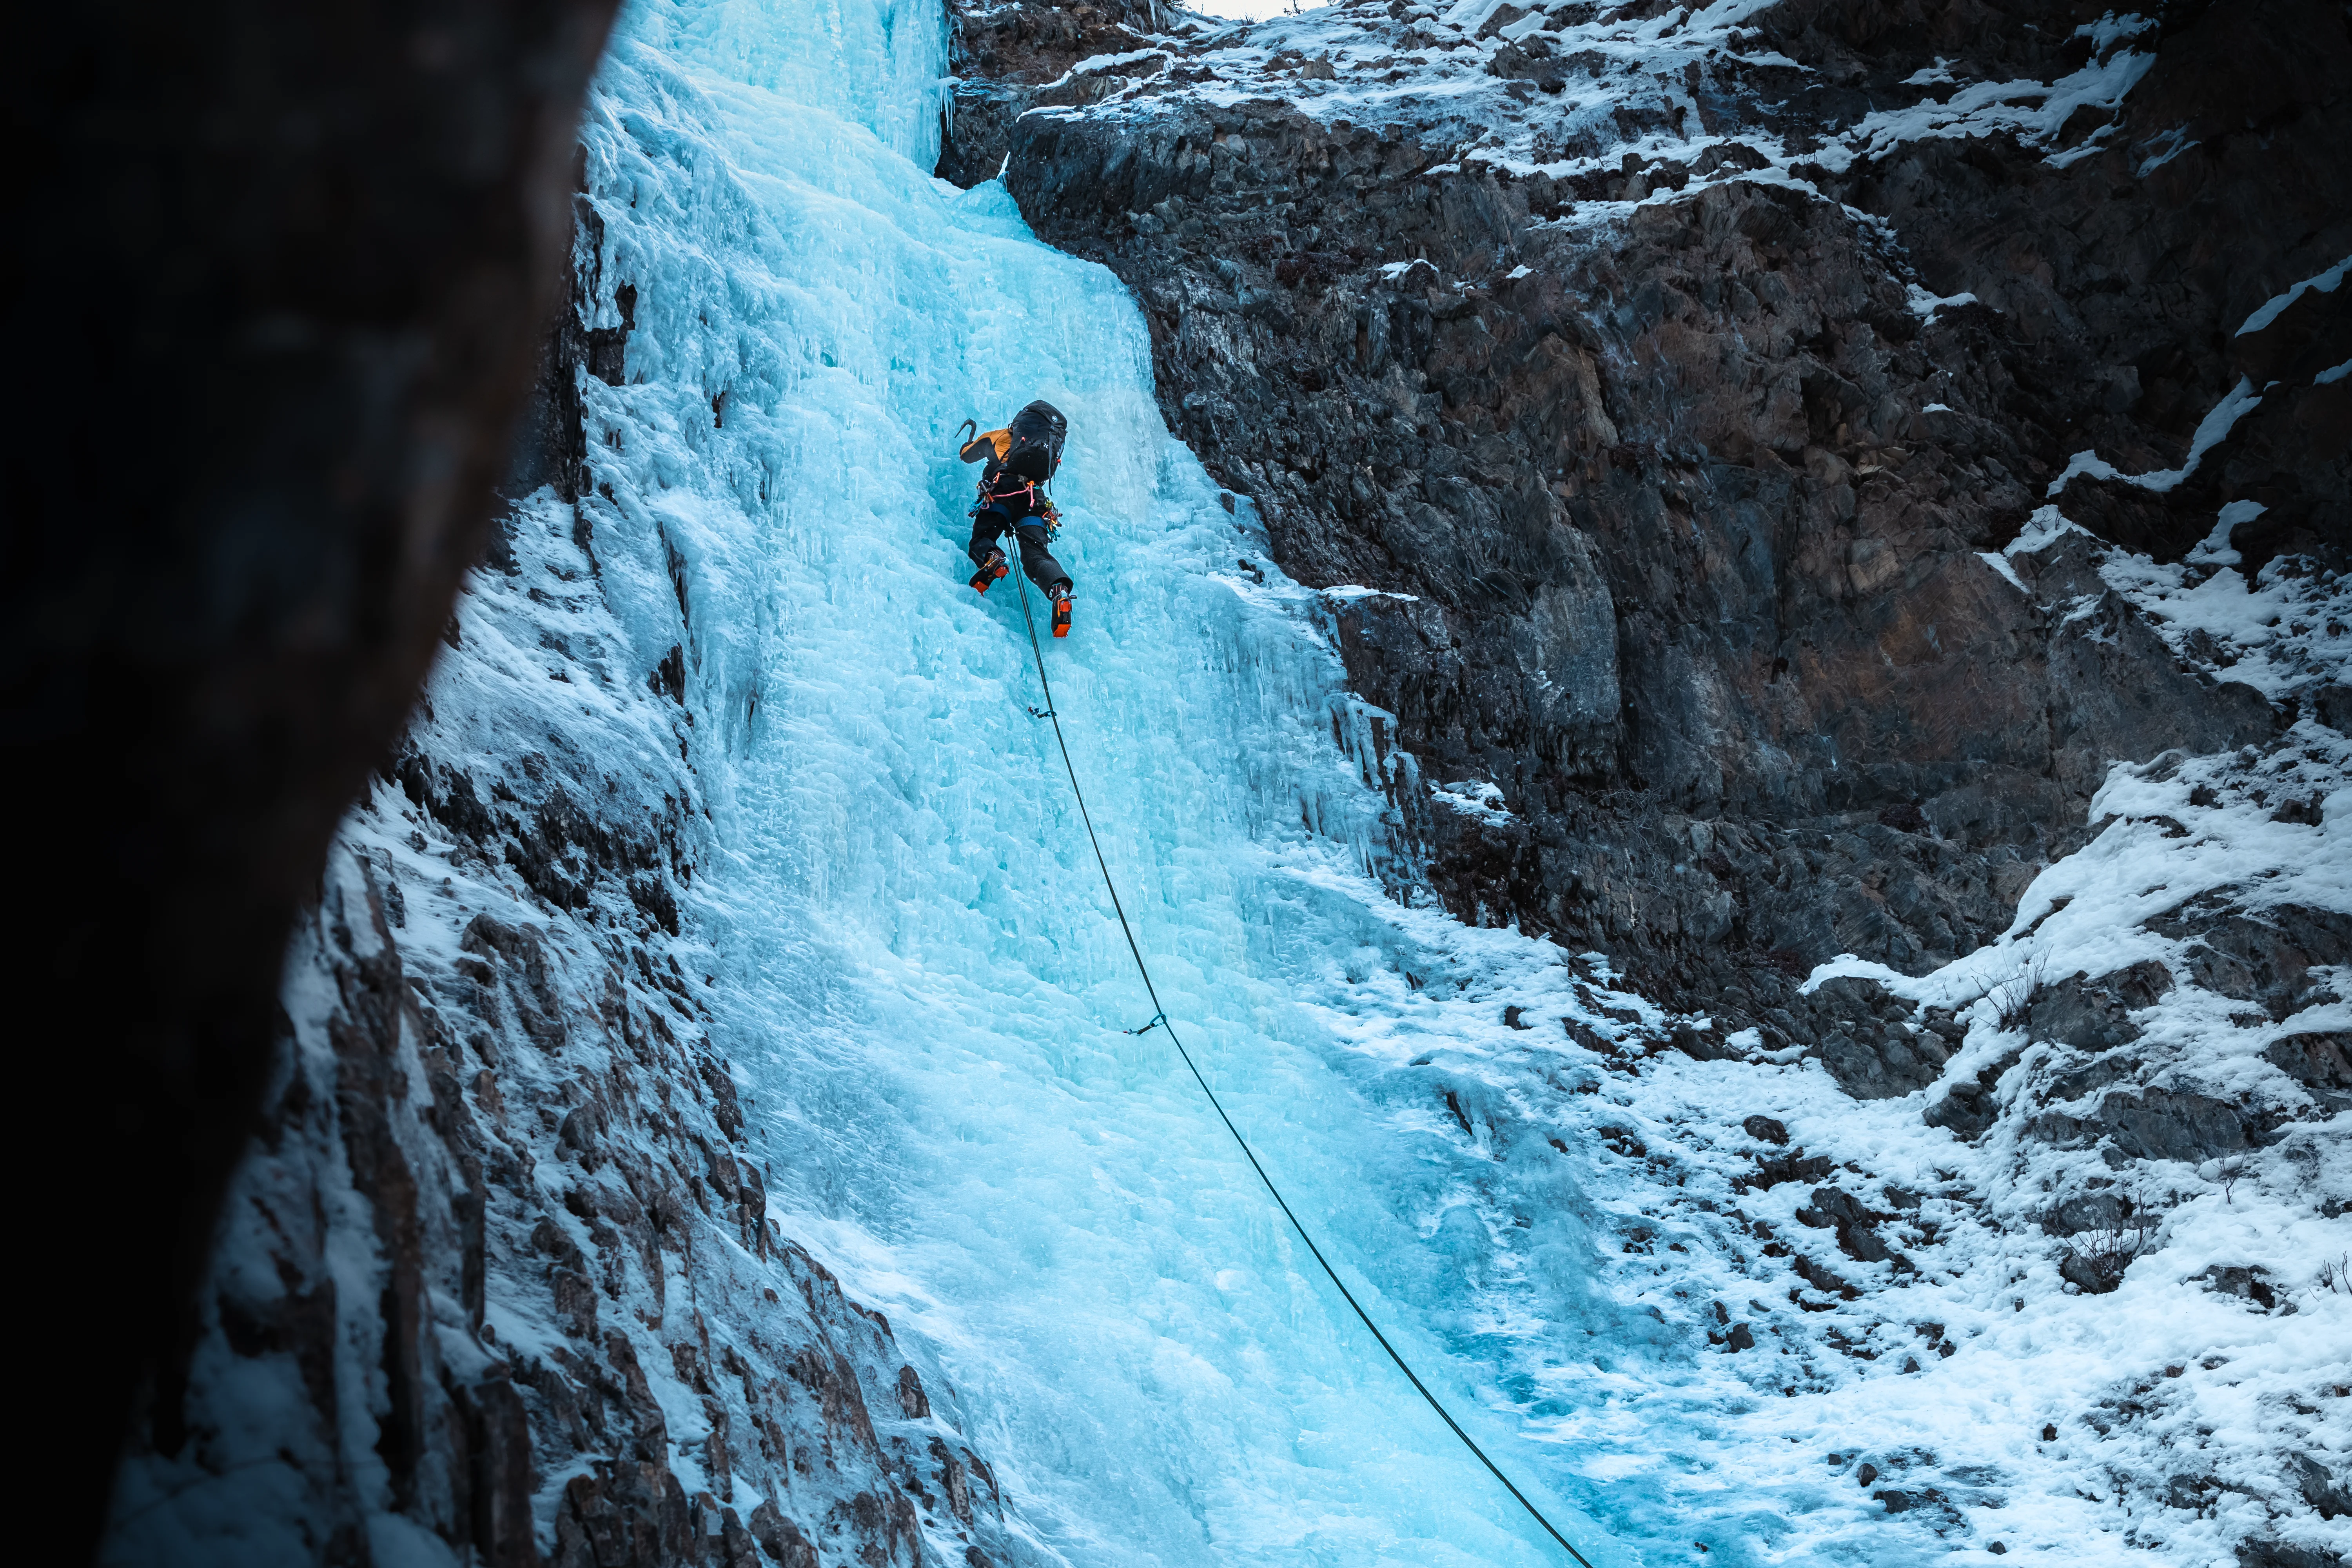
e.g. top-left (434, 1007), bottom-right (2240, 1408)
top-left (968, 511), bottom-right (1070, 593)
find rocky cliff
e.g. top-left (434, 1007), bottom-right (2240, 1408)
top-left (947, 0), bottom-right (2351, 1560)
top-left (14, 3), bottom-right (626, 1549)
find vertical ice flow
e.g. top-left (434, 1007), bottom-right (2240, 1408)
top-left (573, 3), bottom-right (1638, 1564)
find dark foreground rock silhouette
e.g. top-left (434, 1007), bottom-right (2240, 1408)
top-left (9, 1), bottom-right (622, 1552)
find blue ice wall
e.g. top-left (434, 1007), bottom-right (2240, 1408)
top-left (568, 7), bottom-right (1663, 1565)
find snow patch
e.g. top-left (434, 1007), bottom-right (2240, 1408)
top-left (2045, 377), bottom-right (2262, 497)
top-left (2185, 498), bottom-right (2267, 567)
top-left (2234, 253), bottom-right (2349, 336)
top-left (1905, 283), bottom-right (1980, 326)
top-left (1432, 779), bottom-right (1512, 822)
top-left (1321, 582), bottom-right (1423, 603)
top-left (2132, 124), bottom-right (2191, 177)
top-left (2099, 549), bottom-right (2352, 700)
top-left (1818, 42), bottom-right (2156, 172)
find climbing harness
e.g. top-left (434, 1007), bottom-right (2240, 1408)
top-left (970, 477), bottom-right (1061, 541)
top-left (1003, 567), bottom-right (1597, 1568)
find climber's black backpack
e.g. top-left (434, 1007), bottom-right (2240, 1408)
top-left (959, 399), bottom-right (1067, 483)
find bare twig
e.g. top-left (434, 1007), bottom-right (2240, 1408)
top-left (1993, 954), bottom-right (2047, 1032)
top-left (2063, 1191), bottom-right (2161, 1293)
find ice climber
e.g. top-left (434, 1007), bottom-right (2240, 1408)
top-left (958, 400), bottom-right (1074, 637)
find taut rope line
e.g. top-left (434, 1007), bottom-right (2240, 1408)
top-left (1004, 564), bottom-right (1595, 1567)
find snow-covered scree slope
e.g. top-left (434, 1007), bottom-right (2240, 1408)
top-left (1777, 520), bottom-right (2352, 1567)
top-left (1263, 542), bottom-right (2351, 1568)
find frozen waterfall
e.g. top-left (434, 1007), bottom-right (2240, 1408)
top-left (555, 3), bottom-right (1827, 1565)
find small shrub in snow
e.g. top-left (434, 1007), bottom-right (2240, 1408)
top-left (1991, 954), bottom-right (2048, 1032)
top-left (2058, 1213), bottom-right (2158, 1294)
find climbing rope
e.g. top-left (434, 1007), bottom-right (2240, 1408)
top-left (1005, 566), bottom-right (1596, 1568)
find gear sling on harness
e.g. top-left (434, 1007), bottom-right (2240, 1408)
top-left (974, 414), bottom-right (1595, 1563)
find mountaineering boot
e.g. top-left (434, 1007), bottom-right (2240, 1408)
top-left (970, 548), bottom-right (1008, 594)
top-left (1051, 586), bottom-right (1073, 638)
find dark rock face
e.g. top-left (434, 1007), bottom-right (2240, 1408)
top-left (2023, 963), bottom-right (2168, 1053)
top-left (1773, 0), bottom-right (2352, 570)
top-left (2237, 1541), bottom-right (2348, 1568)
top-left (9, 0), bottom-right (622, 1544)
top-left (1744, 1147), bottom-right (1835, 1194)
top-left (2200, 1265), bottom-right (2284, 1311)
top-left (2266, 1031), bottom-right (2352, 1107)
top-left (2098, 1089), bottom-right (2270, 1162)
top-left (2150, 900), bottom-right (2352, 1021)
top-left (1922, 1043), bottom-right (2026, 1141)
top-left (2042, 1189), bottom-right (2142, 1238)
top-left (1809, 977), bottom-right (1955, 1099)
top-left (2030, 1086), bottom-right (2270, 1162)
top-left (956, 0), bottom-right (2343, 1042)
top-left (941, 0), bottom-right (1174, 186)
top-left (2289, 1451), bottom-right (2352, 1521)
